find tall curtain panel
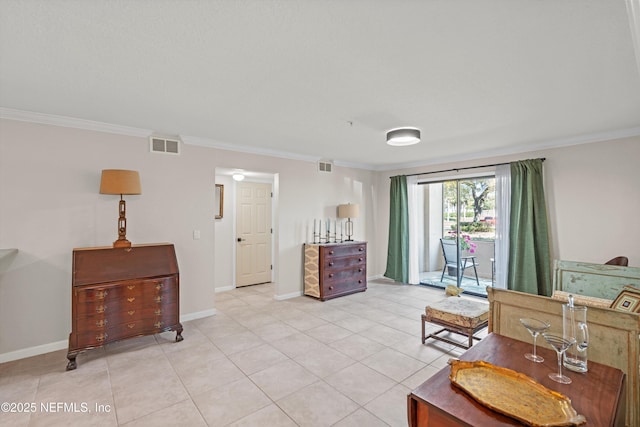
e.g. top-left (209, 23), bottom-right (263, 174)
top-left (407, 176), bottom-right (421, 285)
top-left (508, 159), bottom-right (552, 296)
top-left (494, 164), bottom-right (511, 290)
top-left (384, 175), bottom-right (409, 283)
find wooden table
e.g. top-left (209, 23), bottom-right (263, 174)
top-left (408, 333), bottom-right (626, 426)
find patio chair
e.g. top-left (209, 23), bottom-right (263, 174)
top-left (440, 238), bottom-right (480, 286)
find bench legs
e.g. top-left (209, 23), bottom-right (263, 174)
top-left (421, 314), bottom-right (487, 350)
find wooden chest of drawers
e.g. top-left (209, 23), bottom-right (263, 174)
top-left (66, 243), bottom-right (183, 370)
top-left (304, 242), bottom-right (367, 301)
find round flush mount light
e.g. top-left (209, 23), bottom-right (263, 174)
top-left (386, 127), bottom-right (421, 146)
top-left (232, 173), bottom-right (245, 181)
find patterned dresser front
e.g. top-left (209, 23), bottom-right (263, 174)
top-left (304, 242), bottom-right (367, 301)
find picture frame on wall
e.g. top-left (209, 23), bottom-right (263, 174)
top-left (215, 184), bottom-right (224, 219)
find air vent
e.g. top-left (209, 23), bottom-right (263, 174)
top-left (150, 137), bottom-right (181, 155)
top-left (318, 161), bottom-right (333, 173)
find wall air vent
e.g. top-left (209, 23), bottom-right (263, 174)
top-left (150, 136), bottom-right (181, 155)
top-left (318, 161), bottom-right (333, 173)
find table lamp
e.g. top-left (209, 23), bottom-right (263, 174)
top-left (338, 203), bottom-right (359, 241)
top-left (100, 169), bottom-right (141, 248)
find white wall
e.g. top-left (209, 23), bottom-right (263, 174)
top-left (0, 118), bottom-right (377, 360)
top-left (213, 174), bottom-right (234, 291)
top-left (373, 137), bottom-right (640, 278)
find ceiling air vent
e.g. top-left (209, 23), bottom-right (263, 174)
top-left (318, 161), bottom-right (333, 173)
top-left (150, 136), bottom-right (181, 155)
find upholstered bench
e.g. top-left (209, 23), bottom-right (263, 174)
top-left (422, 297), bottom-right (490, 349)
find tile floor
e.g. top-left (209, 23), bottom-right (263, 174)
top-left (0, 279), bottom-right (488, 427)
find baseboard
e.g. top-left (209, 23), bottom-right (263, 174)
top-left (0, 339), bottom-right (68, 364)
top-left (215, 285), bottom-right (235, 293)
top-left (274, 291), bottom-right (303, 300)
top-left (180, 308), bottom-right (217, 322)
top-left (0, 308), bottom-right (218, 364)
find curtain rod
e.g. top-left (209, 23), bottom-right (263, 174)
top-left (396, 157), bottom-right (546, 178)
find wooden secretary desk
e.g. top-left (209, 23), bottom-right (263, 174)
top-left (66, 243), bottom-right (183, 370)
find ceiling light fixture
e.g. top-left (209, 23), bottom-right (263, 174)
top-left (232, 173), bottom-right (245, 181)
top-left (386, 127), bottom-right (421, 146)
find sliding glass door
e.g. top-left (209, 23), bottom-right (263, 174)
top-left (418, 176), bottom-right (496, 296)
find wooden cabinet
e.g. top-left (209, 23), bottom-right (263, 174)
top-left (66, 243), bottom-right (183, 370)
top-left (408, 334), bottom-right (625, 427)
top-left (304, 242), bottom-right (366, 301)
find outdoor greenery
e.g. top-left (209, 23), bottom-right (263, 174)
top-left (453, 221), bottom-right (493, 233)
top-left (443, 178), bottom-right (495, 222)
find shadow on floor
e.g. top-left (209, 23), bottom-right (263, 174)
top-left (419, 271), bottom-right (491, 297)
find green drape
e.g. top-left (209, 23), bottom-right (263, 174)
top-left (384, 175), bottom-right (409, 282)
top-left (508, 159), bottom-right (552, 296)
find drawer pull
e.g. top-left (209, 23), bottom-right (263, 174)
top-left (127, 285), bottom-right (135, 290)
top-left (96, 305), bottom-right (106, 313)
top-left (329, 286), bottom-right (334, 290)
top-left (128, 310), bottom-right (135, 316)
top-left (95, 319), bottom-right (108, 328)
top-left (358, 258), bottom-right (363, 262)
top-left (329, 251), bottom-right (334, 255)
top-left (155, 309), bottom-right (162, 315)
top-left (359, 247), bottom-right (364, 251)
top-left (358, 280), bottom-right (363, 283)
top-left (329, 262), bottom-right (334, 266)
top-left (155, 283), bottom-right (163, 290)
top-left (95, 290), bottom-right (108, 299)
top-left (155, 296), bottom-right (163, 303)
top-left (154, 321), bottom-right (163, 328)
top-left (96, 333), bottom-right (108, 342)
top-left (127, 323), bottom-right (135, 329)
top-left (329, 273), bottom-right (334, 278)
top-left (127, 297), bottom-right (135, 303)
top-left (358, 268), bottom-right (363, 272)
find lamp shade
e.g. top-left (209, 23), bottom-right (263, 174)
top-left (386, 127), bottom-right (421, 146)
top-left (100, 170), bottom-right (141, 195)
top-left (338, 203), bottom-right (359, 219)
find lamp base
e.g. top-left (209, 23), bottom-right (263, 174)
top-left (113, 239), bottom-right (132, 248)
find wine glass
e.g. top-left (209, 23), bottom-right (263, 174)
top-left (542, 333), bottom-right (576, 384)
top-left (519, 318), bottom-right (550, 363)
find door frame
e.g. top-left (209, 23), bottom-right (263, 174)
top-left (214, 168), bottom-right (279, 294)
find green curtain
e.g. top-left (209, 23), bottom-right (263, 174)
top-left (384, 175), bottom-right (409, 282)
top-left (508, 159), bottom-right (552, 296)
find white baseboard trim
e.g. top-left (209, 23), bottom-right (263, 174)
top-left (0, 308), bottom-right (218, 363)
top-left (215, 286), bottom-right (235, 293)
top-left (0, 339), bottom-right (68, 364)
top-left (180, 308), bottom-right (217, 322)
top-left (274, 291), bottom-right (303, 300)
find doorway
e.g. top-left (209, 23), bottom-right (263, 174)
top-left (418, 176), bottom-right (496, 296)
top-left (235, 181), bottom-right (273, 287)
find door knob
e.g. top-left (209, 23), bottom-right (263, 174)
top-left (237, 238), bottom-right (246, 242)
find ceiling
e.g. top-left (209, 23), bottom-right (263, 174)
top-left (1, 1), bottom-right (640, 170)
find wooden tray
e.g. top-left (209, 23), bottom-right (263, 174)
top-left (449, 359), bottom-right (586, 426)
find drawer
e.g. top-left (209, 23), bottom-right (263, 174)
top-left (141, 277), bottom-right (177, 296)
top-left (324, 255), bottom-right (365, 270)
top-left (323, 267), bottom-right (366, 284)
top-left (322, 244), bottom-right (366, 258)
top-left (75, 305), bottom-right (178, 338)
top-left (322, 279), bottom-right (366, 297)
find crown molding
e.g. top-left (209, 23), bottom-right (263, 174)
top-left (373, 126), bottom-right (640, 172)
top-left (0, 107), bottom-right (153, 138)
top-left (3, 107), bottom-right (639, 173)
top-left (180, 134), bottom-right (322, 164)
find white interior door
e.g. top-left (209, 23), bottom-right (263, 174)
top-left (235, 182), bottom-right (272, 287)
